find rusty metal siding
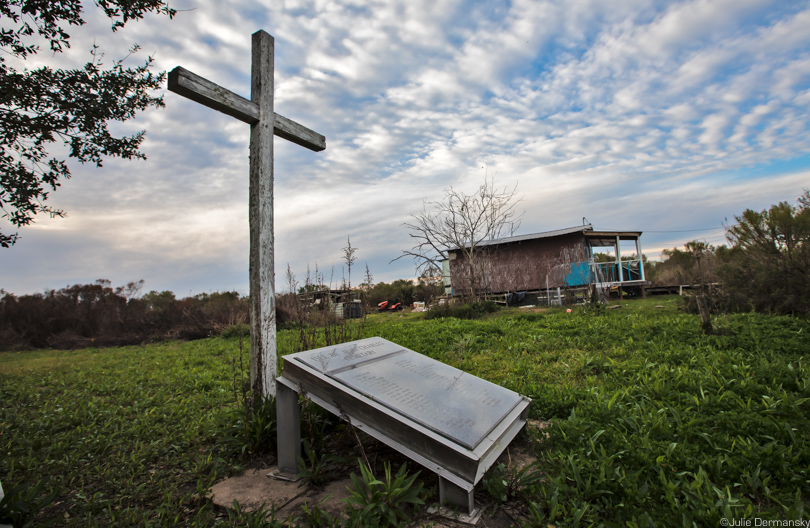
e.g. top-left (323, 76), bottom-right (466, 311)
top-left (448, 233), bottom-right (590, 295)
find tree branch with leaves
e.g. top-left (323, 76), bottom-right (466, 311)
top-left (0, 0), bottom-right (176, 247)
top-left (718, 190), bottom-right (810, 314)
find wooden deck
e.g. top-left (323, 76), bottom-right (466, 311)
top-left (644, 283), bottom-right (718, 295)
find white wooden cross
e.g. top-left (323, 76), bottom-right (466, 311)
top-left (167, 30), bottom-right (325, 400)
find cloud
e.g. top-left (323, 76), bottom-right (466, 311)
top-left (3, 0), bottom-right (810, 296)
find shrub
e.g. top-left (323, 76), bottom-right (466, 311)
top-left (716, 191), bottom-right (810, 315)
top-left (222, 324), bottom-right (250, 339)
top-left (646, 241), bottom-right (720, 287)
top-left (424, 300), bottom-right (500, 320)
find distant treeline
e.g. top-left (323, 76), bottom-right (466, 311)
top-left (0, 280), bottom-right (249, 350)
top-left (0, 277), bottom-right (445, 351)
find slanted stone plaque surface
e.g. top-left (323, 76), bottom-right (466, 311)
top-left (290, 337), bottom-right (522, 449)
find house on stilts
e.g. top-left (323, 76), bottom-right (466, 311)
top-left (441, 224), bottom-right (649, 305)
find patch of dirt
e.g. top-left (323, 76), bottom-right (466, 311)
top-left (213, 452), bottom-right (543, 525)
top-left (276, 478), bottom-right (354, 521)
top-left (527, 418), bottom-right (551, 439)
top-left (211, 418), bottom-right (549, 525)
top-left (517, 307), bottom-right (550, 313)
top-left (210, 469), bottom-right (305, 513)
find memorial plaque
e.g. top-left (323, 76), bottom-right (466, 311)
top-left (297, 337), bottom-right (405, 375)
top-left (289, 338), bottom-right (523, 449)
top-left (278, 337), bottom-right (532, 517)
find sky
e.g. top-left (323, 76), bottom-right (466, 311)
top-left (2, 0), bottom-right (810, 297)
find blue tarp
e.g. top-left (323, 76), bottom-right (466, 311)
top-left (564, 262), bottom-right (592, 286)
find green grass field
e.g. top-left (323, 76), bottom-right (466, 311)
top-left (2, 295), bottom-right (809, 526)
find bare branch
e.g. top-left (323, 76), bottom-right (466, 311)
top-left (394, 175), bottom-right (523, 298)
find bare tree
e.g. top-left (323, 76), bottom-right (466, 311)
top-left (363, 263), bottom-right (374, 291)
top-left (394, 176), bottom-right (523, 299)
top-left (342, 236), bottom-right (358, 290)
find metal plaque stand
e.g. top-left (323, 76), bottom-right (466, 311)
top-left (273, 338), bottom-right (531, 522)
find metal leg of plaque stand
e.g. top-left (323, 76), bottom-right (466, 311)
top-left (430, 476), bottom-right (481, 524)
top-left (269, 379), bottom-right (302, 481)
top-left (0, 478), bottom-right (9, 528)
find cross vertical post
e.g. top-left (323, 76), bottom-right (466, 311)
top-left (249, 31), bottom-right (276, 399)
top-left (167, 30), bottom-right (325, 402)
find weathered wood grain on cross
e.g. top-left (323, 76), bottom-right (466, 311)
top-left (167, 30), bottom-right (325, 400)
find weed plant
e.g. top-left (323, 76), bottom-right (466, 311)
top-left (0, 479), bottom-right (59, 527)
top-left (344, 459), bottom-right (425, 527)
top-left (219, 458), bottom-right (426, 528)
top-left (216, 337), bottom-right (278, 457)
top-left (483, 461), bottom-right (545, 503)
top-left (295, 401), bottom-right (347, 488)
top-left (281, 265), bottom-right (365, 353)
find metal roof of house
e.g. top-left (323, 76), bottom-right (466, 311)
top-left (447, 224), bottom-right (594, 251)
top-left (447, 224), bottom-right (643, 251)
top-left (480, 224), bottom-right (595, 246)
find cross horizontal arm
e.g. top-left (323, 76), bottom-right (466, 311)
top-left (168, 67), bottom-right (326, 152)
top-left (168, 66), bottom-right (258, 124)
top-left (273, 114), bottom-right (326, 152)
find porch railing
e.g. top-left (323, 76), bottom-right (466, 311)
top-left (591, 259), bottom-right (643, 284)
